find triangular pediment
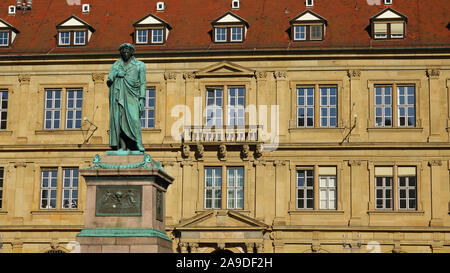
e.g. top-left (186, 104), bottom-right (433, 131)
top-left (174, 210), bottom-right (268, 230)
top-left (371, 8), bottom-right (407, 21)
top-left (212, 11), bottom-right (249, 27)
top-left (133, 13), bottom-right (171, 29)
top-left (0, 18), bottom-right (19, 33)
top-left (195, 61), bottom-right (255, 77)
top-left (57, 15), bottom-right (95, 32)
top-left (290, 10), bottom-right (327, 24)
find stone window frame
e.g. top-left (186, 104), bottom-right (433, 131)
top-left (199, 163), bottom-right (249, 212)
top-left (367, 79), bottom-right (422, 130)
top-left (367, 162), bottom-right (424, 213)
top-left (35, 165), bottom-right (81, 211)
top-left (200, 80), bottom-right (251, 128)
top-left (289, 163), bottom-right (344, 213)
top-left (38, 85), bottom-right (87, 132)
top-left (289, 80), bottom-right (344, 129)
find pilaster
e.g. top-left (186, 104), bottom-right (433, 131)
top-left (427, 68), bottom-right (445, 142)
top-left (429, 160), bottom-right (443, 226)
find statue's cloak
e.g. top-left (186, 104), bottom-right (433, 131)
top-left (107, 56), bottom-right (146, 149)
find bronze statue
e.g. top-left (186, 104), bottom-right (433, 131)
top-left (107, 43), bottom-right (146, 152)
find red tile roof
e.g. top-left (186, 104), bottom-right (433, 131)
top-left (0, 0), bottom-right (448, 56)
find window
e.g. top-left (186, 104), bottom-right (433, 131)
top-left (40, 168), bottom-right (79, 210)
top-left (374, 85), bottom-right (392, 127)
top-left (44, 88), bottom-right (83, 130)
top-left (74, 31), bottom-right (86, 45)
top-left (58, 30), bottom-right (89, 46)
top-left (373, 22), bottom-right (405, 39)
top-left (205, 166), bottom-right (245, 210)
top-left (296, 169), bottom-right (314, 209)
top-left (292, 24), bottom-right (324, 41)
top-left (384, 0), bottom-right (392, 5)
top-left (40, 169), bottom-right (58, 209)
top-left (297, 87), bottom-right (314, 127)
top-left (58, 31), bottom-right (70, 45)
top-left (152, 29), bottom-right (164, 44)
top-left (0, 90), bottom-right (7, 129)
top-left (398, 167), bottom-right (416, 210)
top-left (375, 167), bottom-right (393, 210)
top-left (135, 28), bottom-right (166, 45)
top-left (0, 31), bottom-right (9, 47)
top-left (319, 175), bottom-right (337, 210)
top-left (205, 87), bottom-right (224, 127)
top-left (0, 167), bottom-right (4, 209)
top-left (215, 27), bottom-right (227, 42)
top-left (306, 0), bottom-right (314, 7)
top-left (295, 85), bottom-right (338, 128)
top-left (232, 0), bottom-right (240, 9)
top-left (227, 87), bottom-right (245, 126)
top-left (294, 25), bottom-right (306, 40)
top-left (205, 86), bottom-right (246, 127)
top-left (66, 89), bottom-right (83, 129)
top-left (62, 169), bottom-right (79, 209)
top-left (205, 167), bottom-right (222, 209)
top-left (310, 25), bottom-right (323, 40)
top-left (295, 166), bottom-right (337, 210)
top-left (227, 167), bottom-right (244, 209)
top-left (320, 86), bottom-right (337, 127)
top-left (374, 166), bottom-right (417, 211)
top-left (230, 27), bottom-right (243, 42)
top-left (397, 85), bottom-right (415, 127)
top-left (141, 88), bottom-right (156, 129)
top-left (136, 29), bottom-right (148, 44)
top-left (44, 89), bottom-right (62, 130)
top-left (373, 84), bottom-right (415, 127)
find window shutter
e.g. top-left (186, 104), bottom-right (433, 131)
top-left (318, 167), bottom-right (336, 176)
top-left (375, 167), bottom-right (393, 176)
top-left (390, 23), bottom-right (404, 35)
top-left (398, 167), bottom-right (416, 176)
top-left (374, 23), bottom-right (387, 34)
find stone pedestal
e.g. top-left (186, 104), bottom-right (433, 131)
top-left (77, 152), bottom-right (174, 253)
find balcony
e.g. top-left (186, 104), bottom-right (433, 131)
top-left (181, 125), bottom-right (262, 143)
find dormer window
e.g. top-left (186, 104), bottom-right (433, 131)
top-left (0, 18), bottom-right (19, 47)
top-left (212, 12), bottom-right (249, 43)
top-left (56, 15), bottom-right (94, 46)
top-left (290, 10), bottom-right (327, 42)
top-left (371, 8), bottom-right (407, 40)
top-left (133, 13), bottom-right (171, 45)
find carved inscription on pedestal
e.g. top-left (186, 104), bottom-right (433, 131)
top-left (95, 185), bottom-right (142, 216)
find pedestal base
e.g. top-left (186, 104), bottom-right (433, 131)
top-left (77, 228), bottom-right (172, 253)
top-left (77, 153), bottom-right (174, 253)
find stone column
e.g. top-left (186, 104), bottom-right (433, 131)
top-left (427, 68), bottom-right (445, 142)
top-left (429, 160), bottom-right (443, 226)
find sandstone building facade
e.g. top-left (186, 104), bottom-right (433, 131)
top-left (0, 0), bottom-right (449, 253)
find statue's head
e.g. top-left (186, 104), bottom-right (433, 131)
top-left (118, 43), bottom-right (135, 62)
